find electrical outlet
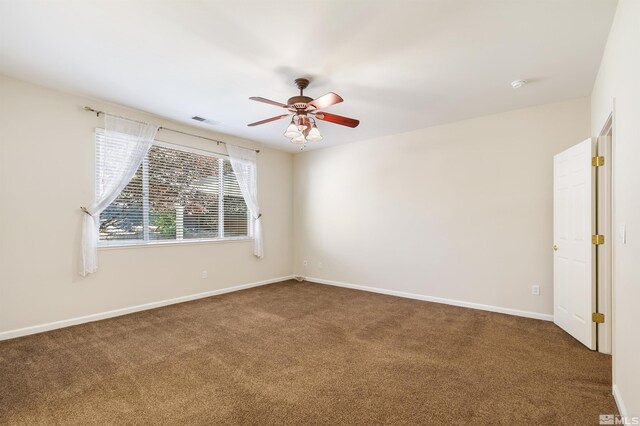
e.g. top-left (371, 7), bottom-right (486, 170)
top-left (303, 260), bottom-right (308, 267)
top-left (531, 285), bottom-right (540, 296)
top-left (201, 270), bottom-right (208, 279)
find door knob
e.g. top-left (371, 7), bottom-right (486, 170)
top-left (553, 244), bottom-right (558, 251)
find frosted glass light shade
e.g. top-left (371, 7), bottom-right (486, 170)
top-left (297, 116), bottom-right (310, 132)
top-left (291, 134), bottom-right (306, 144)
top-left (306, 125), bottom-right (323, 142)
top-left (284, 122), bottom-right (300, 138)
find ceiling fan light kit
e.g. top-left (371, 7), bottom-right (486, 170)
top-left (248, 77), bottom-right (359, 148)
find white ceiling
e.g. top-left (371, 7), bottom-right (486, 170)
top-left (0, 0), bottom-right (617, 152)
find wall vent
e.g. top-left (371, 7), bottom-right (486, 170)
top-left (191, 116), bottom-right (219, 125)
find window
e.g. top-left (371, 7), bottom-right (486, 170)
top-left (96, 132), bottom-right (250, 246)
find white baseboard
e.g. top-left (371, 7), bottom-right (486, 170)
top-left (306, 277), bottom-right (554, 321)
top-left (0, 275), bottom-right (294, 341)
top-left (613, 384), bottom-right (629, 419)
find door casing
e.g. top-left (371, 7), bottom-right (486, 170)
top-left (596, 113), bottom-right (613, 354)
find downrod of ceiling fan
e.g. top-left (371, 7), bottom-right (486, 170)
top-left (295, 78), bottom-right (310, 95)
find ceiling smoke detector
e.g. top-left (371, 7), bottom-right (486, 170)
top-left (510, 79), bottom-right (527, 89)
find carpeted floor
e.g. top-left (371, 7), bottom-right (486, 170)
top-left (0, 280), bottom-right (616, 425)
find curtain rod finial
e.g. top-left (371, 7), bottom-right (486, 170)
top-left (83, 106), bottom-right (100, 117)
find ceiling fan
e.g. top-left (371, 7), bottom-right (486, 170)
top-left (248, 78), bottom-right (360, 145)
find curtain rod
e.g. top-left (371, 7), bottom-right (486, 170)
top-left (83, 106), bottom-right (260, 153)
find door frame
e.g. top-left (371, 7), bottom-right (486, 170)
top-left (596, 111), bottom-right (614, 354)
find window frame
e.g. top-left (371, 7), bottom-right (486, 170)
top-left (96, 132), bottom-right (253, 248)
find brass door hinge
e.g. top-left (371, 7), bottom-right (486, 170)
top-left (592, 234), bottom-right (605, 245)
top-left (592, 312), bottom-right (605, 323)
top-left (592, 156), bottom-right (605, 167)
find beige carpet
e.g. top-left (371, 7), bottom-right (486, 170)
top-left (0, 280), bottom-right (616, 425)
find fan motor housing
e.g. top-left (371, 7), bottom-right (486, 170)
top-left (288, 95), bottom-right (313, 110)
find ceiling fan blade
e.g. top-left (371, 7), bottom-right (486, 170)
top-left (247, 114), bottom-right (290, 127)
top-left (249, 97), bottom-right (288, 108)
top-left (314, 112), bottom-right (360, 128)
top-left (308, 92), bottom-right (343, 110)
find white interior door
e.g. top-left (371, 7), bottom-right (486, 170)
top-left (553, 138), bottom-right (596, 350)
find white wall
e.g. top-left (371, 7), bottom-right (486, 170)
top-left (0, 75), bottom-right (293, 334)
top-left (293, 98), bottom-right (590, 317)
top-left (591, 0), bottom-right (640, 417)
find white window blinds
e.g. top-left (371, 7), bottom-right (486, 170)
top-left (96, 133), bottom-right (250, 245)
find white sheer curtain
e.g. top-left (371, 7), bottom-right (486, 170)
top-left (80, 115), bottom-right (158, 276)
top-left (226, 145), bottom-right (263, 258)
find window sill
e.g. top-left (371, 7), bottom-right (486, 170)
top-left (98, 237), bottom-right (253, 250)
